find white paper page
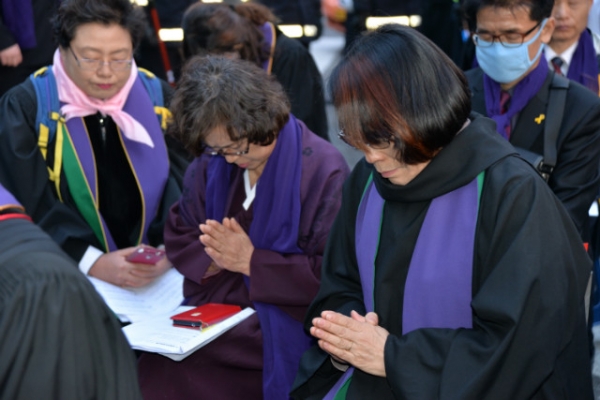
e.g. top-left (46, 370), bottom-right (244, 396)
top-left (87, 267), bottom-right (185, 323)
top-left (123, 307), bottom-right (256, 361)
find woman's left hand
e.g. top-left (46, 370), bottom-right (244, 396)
top-left (310, 310), bottom-right (390, 377)
top-left (199, 218), bottom-right (254, 276)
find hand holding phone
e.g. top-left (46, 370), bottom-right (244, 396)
top-left (126, 247), bottom-right (166, 265)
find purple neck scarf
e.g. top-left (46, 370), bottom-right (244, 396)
top-left (205, 114), bottom-right (311, 400)
top-left (0, 184), bottom-right (21, 208)
top-left (1, 0), bottom-right (36, 49)
top-left (567, 29), bottom-right (599, 94)
top-left (324, 173), bottom-right (481, 399)
top-left (484, 58), bottom-right (549, 140)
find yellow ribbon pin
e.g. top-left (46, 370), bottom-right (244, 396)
top-left (535, 114), bottom-right (545, 124)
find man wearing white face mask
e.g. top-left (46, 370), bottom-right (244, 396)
top-left (463, 0), bottom-right (600, 240)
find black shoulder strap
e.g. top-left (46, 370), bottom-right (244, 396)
top-left (540, 73), bottom-right (569, 179)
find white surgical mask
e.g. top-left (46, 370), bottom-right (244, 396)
top-left (476, 19), bottom-right (547, 84)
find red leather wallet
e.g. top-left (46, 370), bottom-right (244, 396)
top-left (171, 303), bottom-right (242, 329)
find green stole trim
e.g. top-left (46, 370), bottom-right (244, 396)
top-left (60, 121), bottom-right (109, 251)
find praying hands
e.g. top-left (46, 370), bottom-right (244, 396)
top-left (310, 310), bottom-right (390, 377)
top-left (199, 218), bottom-right (254, 276)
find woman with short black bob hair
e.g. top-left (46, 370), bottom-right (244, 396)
top-left (291, 24), bottom-right (593, 399)
top-left (170, 54), bottom-right (290, 155)
top-left (137, 55), bottom-right (350, 400)
top-left (331, 23), bottom-right (471, 165)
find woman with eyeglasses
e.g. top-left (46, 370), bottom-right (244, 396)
top-left (136, 55), bottom-right (349, 400)
top-left (290, 24), bottom-right (593, 399)
top-left (0, 0), bottom-right (190, 288)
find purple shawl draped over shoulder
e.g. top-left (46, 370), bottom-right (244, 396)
top-left (568, 29), bottom-right (600, 94)
top-left (484, 58), bottom-right (548, 139)
top-left (205, 114), bottom-right (312, 400)
top-left (1, 0), bottom-right (36, 49)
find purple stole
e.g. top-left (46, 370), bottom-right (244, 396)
top-left (1, 0), bottom-right (36, 49)
top-left (0, 184), bottom-right (21, 208)
top-left (205, 115), bottom-right (312, 400)
top-left (324, 173), bottom-right (481, 399)
top-left (258, 22), bottom-right (276, 74)
top-left (484, 59), bottom-right (548, 140)
top-left (61, 72), bottom-right (169, 251)
top-left (567, 30), bottom-right (600, 95)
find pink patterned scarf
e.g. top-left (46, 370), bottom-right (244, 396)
top-left (52, 49), bottom-right (154, 148)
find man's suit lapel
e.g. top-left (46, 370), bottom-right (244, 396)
top-left (511, 73), bottom-right (552, 150)
top-left (469, 68), bottom-right (488, 115)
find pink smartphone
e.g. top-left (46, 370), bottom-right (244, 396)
top-left (126, 247), bottom-right (166, 265)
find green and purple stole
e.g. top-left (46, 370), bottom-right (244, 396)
top-left (325, 172), bottom-right (484, 399)
top-left (58, 74), bottom-right (169, 252)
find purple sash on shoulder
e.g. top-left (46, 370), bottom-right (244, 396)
top-left (0, 184), bottom-right (21, 208)
top-left (324, 174), bottom-right (480, 399)
top-left (568, 30), bottom-right (600, 94)
top-left (1, 0), bottom-right (36, 49)
top-left (205, 114), bottom-right (312, 400)
top-left (484, 59), bottom-right (548, 140)
top-left (258, 22), bottom-right (276, 73)
top-left (64, 73), bottom-right (169, 251)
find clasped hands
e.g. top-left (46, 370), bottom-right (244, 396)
top-left (89, 245), bottom-right (172, 288)
top-left (311, 310), bottom-right (390, 377)
top-left (199, 217), bottom-right (254, 276)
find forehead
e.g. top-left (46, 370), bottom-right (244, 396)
top-left (71, 22), bottom-right (132, 53)
top-left (204, 125), bottom-right (235, 147)
top-left (476, 5), bottom-right (535, 30)
top-left (553, 0), bottom-right (591, 6)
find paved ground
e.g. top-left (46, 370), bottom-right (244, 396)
top-left (308, 24), bottom-right (363, 169)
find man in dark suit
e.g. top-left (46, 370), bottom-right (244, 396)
top-left (462, 0), bottom-right (600, 238)
top-left (545, 0), bottom-right (600, 94)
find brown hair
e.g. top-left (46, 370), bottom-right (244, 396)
top-left (181, 2), bottom-right (278, 68)
top-left (330, 24), bottom-right (471, 164)
top-left (170, 56), bottom-right (290, 157)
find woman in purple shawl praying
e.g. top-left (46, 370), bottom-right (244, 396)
top-left (136, 56), bottom-right (350, 400)
top-left (291, 24), bottom-right (593, 399)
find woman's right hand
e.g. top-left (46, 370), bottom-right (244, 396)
top-left (88, 246), bottom-right (171, 288)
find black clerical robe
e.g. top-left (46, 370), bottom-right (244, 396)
top-left (292, 115), bottom-right (593, 399)
top-left (271, 29), bottom-right (328, 141)
top-left (0, 216), bottom-right (141, 399)
top-left (0, 78), bottom-right (189, 262)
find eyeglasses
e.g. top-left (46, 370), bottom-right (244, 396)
top-left (69, 47), bottom-right (133, 71)
top-left (337, 129), bottom-right (394, 150)
top-left (472, 21), bottom-right (542, 48)
top-left (204, 139), bottom-right (250, 156)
